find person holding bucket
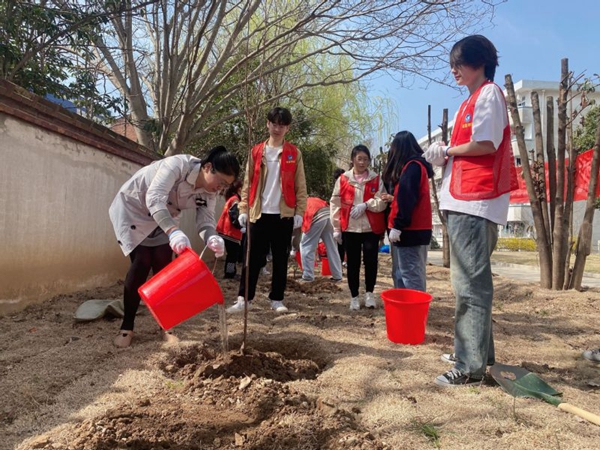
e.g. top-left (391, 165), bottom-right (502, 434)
top-left (216, 180), bottom-right (244, 279)
top-left (330, 145), bottom-right (388, 310)
top-left (382, 131), bottom-right (433, 292)
top-left (298, 196), bottom-right (342, 282)
top-left (109, 146), bottom-right (240, 348)
top-left (227, 107), bottom-right (307, 314)
top-left (423, 35), bottom-right (518, 387)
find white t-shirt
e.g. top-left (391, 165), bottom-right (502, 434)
top-left (261, 145), bottom-right (283, 213)
top-left (439, 83), bottom-right (511, 226)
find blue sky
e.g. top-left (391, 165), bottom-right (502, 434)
top-left (366, 0), bottom-right (599, 151)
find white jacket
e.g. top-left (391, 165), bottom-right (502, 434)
top-left (330, 169), bottom-right (387, 233)
top-left (109, 155), bottom-right (217, 256)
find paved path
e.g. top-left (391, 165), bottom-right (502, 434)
top-left (427, 251), bottom-right (600, 288)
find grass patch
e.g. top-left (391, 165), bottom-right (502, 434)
top-left (411, 418), bottom-right (442, 448)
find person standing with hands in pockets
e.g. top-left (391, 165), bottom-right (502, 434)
top-left (423, 35), bottom-right (518, 387)
top-left (227, 107), bottom-right (307, 314)
top-left (109, 147), bottom-right (240, 348)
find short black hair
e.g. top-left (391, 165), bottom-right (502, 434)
top-left (333, 167), bottom-right (345, 181)
top-left (267, 107), bottom-right (292, 126)
top-left (450, 35), bottom-right (499, 81)
top-left (203, 146), bottom-right (240, 179)
top-left (351, 144), bottom-right (371, 161)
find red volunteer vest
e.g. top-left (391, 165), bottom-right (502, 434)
top-left (249, 141), bottom-right (297, 208)
top-left (387, 160), bottom-right (432, 231)
top-left (450, 81), bottom-right (518, 200)
top-left (302, 197), bottom-right (328, 233)
top-left (216, 195), bottom-right (243, 241)
top-left (339, 174), bottom-right (386, 235)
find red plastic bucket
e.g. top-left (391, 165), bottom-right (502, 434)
top-left (295, 251), bottom-right (303, 270)
top-left (321, 257), bottom-right (332, 276)
top-left (138, 248), bottom-right (223, 330)
top-left (381, 289), bottom-right (432, 345)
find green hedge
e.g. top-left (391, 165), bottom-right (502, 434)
top-left (496, 238), bottom-right (537, 252)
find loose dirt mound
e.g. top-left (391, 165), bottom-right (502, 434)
top-left (26, 342), bottom-right (387, 450)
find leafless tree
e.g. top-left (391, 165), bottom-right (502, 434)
top-left (90, 0), bottom-right (500, 155)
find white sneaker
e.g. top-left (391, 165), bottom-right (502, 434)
top-left (271, 300), bottom-right (288, 313)
top-left (226, 296), bottom-right (252, 314)
top-left (365, 292), bottom-right (377, 309)
top-left (349, 296), bottom-right (360, 310)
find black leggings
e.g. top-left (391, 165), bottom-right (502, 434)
top-left (343, 231), bottom-right (380, 298)
top-left (224, 239), bottom-right (242, 278)
top-left (121, 244), bottom-right (173, 331)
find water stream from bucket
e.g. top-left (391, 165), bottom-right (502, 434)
top-left (217, 303), bottom-right (229, 354)
top-left (210, 256), bottom-right (228, 355)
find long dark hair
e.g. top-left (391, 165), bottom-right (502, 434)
top-left (382, 131), bottom-right (426, 186)
top-left (203, 146), bottom-right (240, 179)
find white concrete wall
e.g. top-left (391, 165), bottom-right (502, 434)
top-left (0, 113), bottom-right (143, 314)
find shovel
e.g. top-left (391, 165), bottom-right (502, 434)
top-left (489, 363), bottom-right (600, 426)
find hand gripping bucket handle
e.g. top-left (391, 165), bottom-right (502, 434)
top-left (138, 248), bottom-right (224, 330)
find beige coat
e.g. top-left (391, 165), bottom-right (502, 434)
top-left (330, 169), bottom-right (388, 233)
top-left (238, 143), bottom-right (307, 222)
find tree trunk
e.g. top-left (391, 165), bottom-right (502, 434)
top-left (570, 109), bottom-right (600, 289)
top-left (546, 97), bottom-right (557, 234)
top-left (427, 104), bottom-right (447, 262)
top-left (441, 108), bottom-right (450, 268)
top-left (505, 75), bottom-right (552, 288)
top-left (563, 97), bottom-right (577, 289)
top-left (552, 59), bottom-right (569, 289)
top-left (531, 92), bottom-right (551, 245)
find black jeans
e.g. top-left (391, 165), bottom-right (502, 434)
top-left (121, 243), bottom-right (172, 331)
top-left (238, 214), bottom-right (294, 302)
top-left (224, 239), bottom-right (242, 278)
top-left (343, 231), bottom-right (380, 298)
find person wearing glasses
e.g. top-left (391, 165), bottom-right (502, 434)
top-left (227, 107), bottom-right (307, 314)
top-left (109, 146), bottom-right (240, 348)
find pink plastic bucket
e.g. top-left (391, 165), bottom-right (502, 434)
top-left (381, 289), bottom-right (432, 345)
top-left (138, 248), bottom-right (223, 330)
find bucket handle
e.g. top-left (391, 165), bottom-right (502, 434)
top-left (198, 244), bottom-right (221, 274)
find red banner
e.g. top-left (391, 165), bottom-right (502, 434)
top-left (509, 149), bottom-right (598, 203)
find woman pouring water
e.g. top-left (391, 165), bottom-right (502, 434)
top-left (109, 146), bottom-right (240, 348)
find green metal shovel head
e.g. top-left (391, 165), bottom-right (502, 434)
top-left (490, 362), bottom-right (600, 426)
top-left (489, 363), bottom-right (563, 407)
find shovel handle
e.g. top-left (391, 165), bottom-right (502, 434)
top-left (558, 402), bottom-right (600, 426)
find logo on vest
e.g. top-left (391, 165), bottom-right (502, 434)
top-left (465, 113), bottom-right (472, 123)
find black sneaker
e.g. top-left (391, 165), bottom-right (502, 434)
top-left (434, 368), bottom-right (482, 387)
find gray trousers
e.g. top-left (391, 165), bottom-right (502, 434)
top-left (299, 217), bottom-right (343, 281)
top-left (391, 244), bottom-right (428, 292)
top-left (447, 211), bottom-right (498, 378)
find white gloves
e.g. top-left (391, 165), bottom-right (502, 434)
top-left (424, 142), bottom-right (450, 167)
top-left (350, 202), bottom-right (368, 219)
top-left (238, 213), bottom-right (248, 233)
top-left (333, 231), bottom-right (342, 245)
top-left (207, 235), bottom-right (225, 258)
top-left (389, 228), bottom-right (402, 243)
top-left (293, 214), bottom-right (303, 229)
top-left (168, 229), bottom-right (190, 255)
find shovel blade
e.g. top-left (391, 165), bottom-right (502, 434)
top-left (490, 363), bottom-right (562, 405)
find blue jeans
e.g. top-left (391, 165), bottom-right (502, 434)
top-left (391, 245), bottom-right (428, 292)
top-left (447, 211), bottom-right (498, 378)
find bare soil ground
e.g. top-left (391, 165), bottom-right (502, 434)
top-left (1, 255), bottom-right (600, 450)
